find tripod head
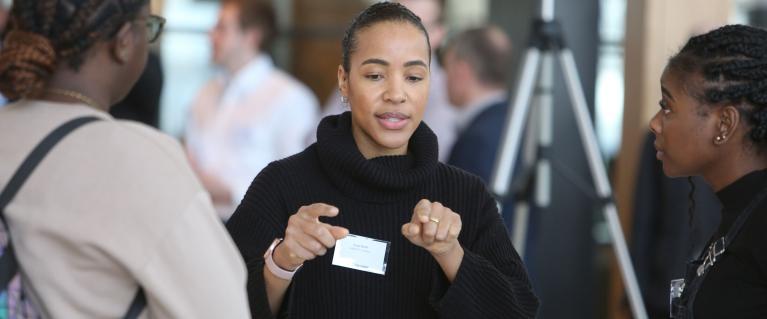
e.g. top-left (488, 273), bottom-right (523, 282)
top-left (531, 0), bottom-right (565, 52)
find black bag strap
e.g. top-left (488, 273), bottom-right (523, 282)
top-left (0, 116), bottom-right (146, 319)
top-left (677, 180), bottom-right (767, 318)
top-left (0, 117), bottom-right (101, 223)
top-left (124, 289), bottom-right (147, 319)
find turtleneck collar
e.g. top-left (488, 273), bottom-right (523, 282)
top-left (715, 169), bottom-right (767, 234)
top-left (315, 112), bottom-right (439, 203)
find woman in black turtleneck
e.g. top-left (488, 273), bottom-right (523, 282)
top-left (650, 25), bottom-right (767, 319)
top-left (225, 3), bottom-right (538, 319)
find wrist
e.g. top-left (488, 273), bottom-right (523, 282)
top-left (431, 244), bottom-right (464, 263)
top-left (272, 240), bottom-right (303, 270)
top-left (431, 244), bottom-right (464, 282)
top-left (264, 238), bottom-right (303, 281)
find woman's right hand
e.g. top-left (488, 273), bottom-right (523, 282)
top-left (273, 203), bottom-right (349, 270)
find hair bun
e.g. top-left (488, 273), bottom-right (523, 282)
top-left (0, 30), bottom-right (57, 100)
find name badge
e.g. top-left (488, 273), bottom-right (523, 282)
top-left (332, 234), bottom-right (390, 275)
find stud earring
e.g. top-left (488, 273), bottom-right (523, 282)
top-left (714, 135), bottom-right (726, 145)
top-left (341, 96), bottom-right (348, 104)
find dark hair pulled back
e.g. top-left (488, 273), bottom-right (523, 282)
top-left (341, 2), bottom-right (431, 73)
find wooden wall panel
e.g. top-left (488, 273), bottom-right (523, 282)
top-left (290, 0), bottom-right (367, 107)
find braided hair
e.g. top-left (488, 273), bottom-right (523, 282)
top-left (668, 25), bottom-right (767, 225)
top-left (0, 0), bottom-right (148, 100)
top-left (668, 24), bottom-right (767, 149)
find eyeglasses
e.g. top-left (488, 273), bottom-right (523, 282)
top-left (139, 14), bottom-right (166, 43)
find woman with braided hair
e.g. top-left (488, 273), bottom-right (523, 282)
top-left (0, 1), bottom-right (249, 318)
top-left (650, 24), bottom-right (767, 318)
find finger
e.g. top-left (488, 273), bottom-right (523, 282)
top-left (293, 231), bottom-right (328, 256)
top-left (329, 226), bottom-right (349, 240)
top-left (421, 203), bottom-right (443, 244)
top-left (301, 203), bottom-right (340, 219)
top-left (283, 238), bottom-right (316, 261)
top-left (421, 224), bottom-right (436, 245)
top-left (287, 213), bottom-right (304, 228)
top-left (435, 216), bottom-right (452, 241)
top-left (401, 222), bottom-right (420, 239)
top-left (448, 221), bottom-right (462, 240)
top-left (414, 199), bottom-right (431, 224)
top-left (302, 222), bottom-right (336, 248)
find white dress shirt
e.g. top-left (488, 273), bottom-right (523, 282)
top-left (186, 54), bottom-right (319, 208)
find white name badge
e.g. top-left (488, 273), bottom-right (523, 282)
top-left (332, 234), bottom-right (390, 275)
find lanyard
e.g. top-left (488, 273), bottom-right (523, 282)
top-left (672, 179), bottom-right (767, 318)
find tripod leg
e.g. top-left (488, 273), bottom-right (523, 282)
top-left (490, 48), bottom-right (541, 256)
top-left (491, 48), bottom-right (542, 197)
top-left (533, 53), bottom-right (555, 208)
top-left (513, 52), bottom-right (555, 256)
top-left (557, 49), bottom-right (648, 319)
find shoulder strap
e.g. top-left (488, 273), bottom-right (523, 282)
top-left (0, 116), bottom-right (101, 224)
top-left (0, 116), bottom-right (147, 319)
top-left (124, 289), bottom-right (147, 319)
top-left (0, 116), bottom-right (102, 299)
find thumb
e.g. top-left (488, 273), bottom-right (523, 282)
top-left (401, 222), bottom-right (420, 238)
top-left (329, 226), bottom-right (349, 239)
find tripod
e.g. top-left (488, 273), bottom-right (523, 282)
top-left (489, 0), bottom-right (648, 318)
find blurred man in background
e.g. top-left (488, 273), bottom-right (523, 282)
top-left (185, 0), bottom-right (319, 219)
top-left (444, 26), bottom-right (512, 187)
top-left (443, 25), bottom-right (516, 230)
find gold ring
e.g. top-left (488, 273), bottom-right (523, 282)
top-left (429, 217), bottom-right (440, 224)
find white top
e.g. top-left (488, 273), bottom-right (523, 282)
top-left (425, 59), bottom-right (460, 159)
top-left (185, 54), bottom-right (319, 206)
top-left (0, 100), bottom-right (250, 319)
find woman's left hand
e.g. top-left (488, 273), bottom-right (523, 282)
top-left (401, 199), bottom-right (462, 257)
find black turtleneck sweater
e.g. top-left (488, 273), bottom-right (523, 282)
top-left (226, 113), bottom-right (539, 319)
top-left (693, 169), bottom-right (767, 318)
